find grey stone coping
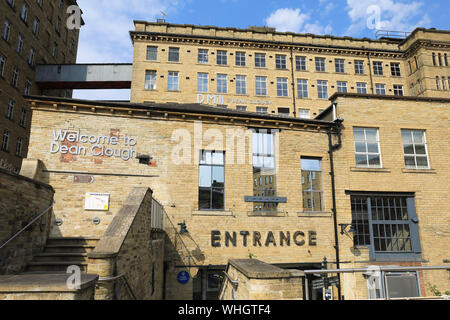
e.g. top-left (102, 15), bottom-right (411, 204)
top-left (0, 168), bottom-right (54, 192)
top-left (0, 273), bottom-right (99, 292)
top-left (228, 259), bottom-right (299, 279)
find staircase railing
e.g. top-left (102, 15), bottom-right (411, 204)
top-left (0, 201), bottom-right (54, 251)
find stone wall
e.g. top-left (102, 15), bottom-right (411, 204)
top-left (0, 167), bottom-right (54, 274)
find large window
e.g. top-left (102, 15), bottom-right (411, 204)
top-left (353, 127), bottom-right (382, 168)
top-left (197, 73), bottom-right (208, 93)
top-left (253, 129), bottom-right (277, 213)
top-left (198, 49), bottom-right (209, 64)
top-left (276, 54), bottom-right (287, 69)
top-left (235, 52), bottom-right (246, 66)
top-left (236, 75), bottom-right (247, 95)
top-left (373, 61), bottom-right (384, 76)
top-left (315, 57), bottom-right (326, 72)
top-left (375, 83), bottom-right (386, 95)
top-left (297, 79), bottom-right (308, 98)
top-left (167, 71), bottom-right (179, 91)
top-left (6, 99), bottom-right (14, 120)
top-left (11, 67), bottom-right (19, 88)
top-left (393, 85), bottom-right (404, 96)
top-left (355, 60), bottom-right (365, 74)
top-left (255, 76), bottom-right (267, 96)
top-left (337, 81), bottom-right (348, 93)
top-left (401, 130), bottom-right (429, 169)
top-left (0, 52), bottom-right (5, 77)
top-left (146, 46), bottom-right (158, 61)
top-left (357, 82), bottom-right (367, 94)
top-left (2, 20), bottom-right (11, 41)
top-left (168, 47), bottom-right (180, 62)
top-left (217, 74), bottom-right (228, 93)
top-left (2, 130), bottom-right (10, 152)
top-left (301, 158), bottom-right (323, 212)
top-left (391, 62), bottom-right (401, 76)
top-left (144, 70), bottom-right (157, 90)
top-left (350, 194), bottom-right (421, 260)
top-left (317, 80), bottom-right (328, 99)
top-left (217, 50), bottom-right (227, 65)
top-left (296, 56), bottom-right (307, 71)
top-left (255, 53), bottom-right (266, 68)
top-left (276, 78), bottom-right (288, 97)
top-left (335, 59), bottom-right (345, 73)
top-left (199, 151), bottom-right (225, 210)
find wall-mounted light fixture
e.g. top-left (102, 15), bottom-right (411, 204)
top-left (178, 221), bottom-right (188, 234)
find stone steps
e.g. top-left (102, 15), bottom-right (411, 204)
top-left (33, 253), bottom-right (89, 263)
top-left (26, 261), bottom-right (88, 273)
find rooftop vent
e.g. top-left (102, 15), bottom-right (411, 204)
top-left (156, 18), bottom-right (166, 23)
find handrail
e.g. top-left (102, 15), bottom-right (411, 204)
top-left (0, 201), bottom-right (54, 251)
top-left (98, 274), bottom-right (137, 300)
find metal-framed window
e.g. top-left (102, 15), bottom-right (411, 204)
top-left (19, 109), bottom-right (27, 127)
top-left (375, 83), bottom-right (386, 95)
top-left (277, 77), bottom-right (288, 97)
top-left (297, 79), bottom-right (308, 98)
top-left (168, 47), bottom-right (179, 62)
top-left (373, 61), bottom-right (384, 76)
top-left (2, 20), bottom-right (11, 41)
top-left (401, 130), bottom-right (430, 169)
top-left (301, 158), bottom-right (324, 212)
top-left (357, 82), bottom-right (367, 94)
top-left (20, 3), bottom-right (28, 22)
top-left (198, 150), bottom-right (225, 211)
top-left (335, 59), bottom-right (345, 73)
top-left (146, 46), bottom-right (158, 61)
top-left (255, 53), bottom-right (266, 68)
top-left (255, 76), bottom-right (267, 96)
top-left (2, 130), bottom-right (10, 151)
top-left (197, 73), bottom-right (208, 93)
top-left (393, 85), bottom-right (404, 96)
top-left (350, 194), bottom-right (422, 261)
top-left (217, 74), bottom-right (228, 93)
top-left (6, 99), bottom-right (14, 120)
top-left (355, 60), bottom-right (365, 74)
top-left (24, 79), bottom-right (31, 95)
top-left (353, 127), bottom-right (382, 168)
top-left (296, 56), bottom-right (307, 71)
top-left (167, 71), bottom-right (179, 91)
top-left (235, 52), bottom-right (246, 66)
top-left (16, 34), bottom-right (23, 54)
top-left (315, 57), bottom-right (326, 72)
top-left (337, 81), bottom-right (347, 93)
top-left (11, 67), bottom-right (19, 88)
top-left (217, 50), bottom-right (227, 65)
top-left (198, 49), bottom-right (208, 64)
top-left (317, 80), bottom-right (328, 99)
top-left (28, 48), bottom-right (35, 66)
top-left (144, 70), bottom-right (157, 90)
top-left (276, 54), bottom-right (287, 70)
top-left (236, 75), bottom-right (246, 95)
top-left (391, 63), bottom-right (401, 76)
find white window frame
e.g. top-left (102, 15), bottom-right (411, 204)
top-left (335, 59), bottom-right (345, 73)
top-left (144, 70), bottom-right (157, 90)
top-left (373, 61), bottom-right (384, 76)
top-left (236, 75), bottom-right (247, 95)
top-left (197, 73), bottom-right (209, 93)
top-left (401, 130), bottom-right (430, 170)
top-left (167, 71), bottom-right (179, 91)
top-left (357, 82), bottom-right (367, 94)
top-left (315, 57), bottom-right (326, 72)
top-left (297, 79), bottom-right (308, 98)
top-left (198, 49), bottom-right (208, 64)
top-left (276, 54), bottom-right (287, 70)
top-left (317, 80), bottom-right (328, 99)
top-left (355, 60), bottom-right (365, 74)
top-left (296, 56), bottom-right (307, 71)
top-left (217, 50), bottom-right (227, 65)
top-left (375, 84), bottom-right (386, 95)
top-left (235, 52), bottom-right (246, 66)
top-left (298, 109), bottom-right (310, 119)
top-left (255, 76), bottom-right (267, 96)
top-left (353, 127), bottom-right (383, 168)
top-left (146, 46), bottom-right (158, 61)
top-left (276, 77), bottom-right (288, 97)
top-left (255, 53), bottom-right (266, 68)
top-left (337, 81), bottom-right (348, 93)
top-left (217, 74), bottom-right (228, 94)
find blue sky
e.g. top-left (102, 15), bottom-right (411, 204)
top-left (73, 0), bottom-right (449, 100)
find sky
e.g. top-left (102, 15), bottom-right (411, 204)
top-left (73, 0), bottom-right (449, 100)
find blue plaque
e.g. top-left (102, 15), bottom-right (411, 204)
top-left (177, 271), bottom-right (190, 284)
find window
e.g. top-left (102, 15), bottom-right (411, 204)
top-left (438, 53), bottom-right (442, 66)
top-left (19, 109), bottom-right (27, 127)
top-left (2, 20), bottom-right (11, 41)
top-left (350, 195), bottom-right (421, 260)
top-left (391, 63), bottom-right (401, 77)
top-left (56, 17), bottom-right (61, 34)
top-left (375, 83), bottom-right (386, 95)
top-left (402, 130), bottom-right (429, 169)
top-left (6, 99), bottom-right (14, 120)
top-left (296, 56), bottom-right (307, 71)
top-left (317, 80), bottom-right (328, 99)
top-left (355, 60), bottom-right (365, 74)
top-left (20, 3), bottom-right (29, 22)
top-left (255, 53), bottom-right (266, 68)
top-left (217, 74), bottom-right (228, 93)
top-left (11, 67), bottom-right (19, 88)
top-left (199, 150), bottom-right (225, 210)
top-left (235, 52), bottom-right (246, 66)
top-left (236, 106), bottom-right (247, 111)
top-left (69, 39), bottom-right (75, 53)
top-left (297, 79), bottom-right (308, 98)
top-left (278, 107), bottom-right (290, 116)
top-left (17, 34), bottom-right (23, 54)
top-left (276, 54), bottom-right (287, 69)
top-left (301, 158), bottom-right (323, 212)
top-left (445, 53), bottom-right (448, 67)
top-left (253, 129), bottom-right (277, 213)
top-left (217, 50), bottom-right (227, 65)
top-left (435, 77), bottom-right (440, 90)
top-left (393, 85), bottom-right (404, 96)
top-left (24, 79), bottom-right (31, 95)
top-left (354, 127), bottom-right (382, 168)
top-left (357, 82), bottom-right (367, 94)
top-left (52, 42), bottom-right (57, 58)
top-left (197, 73), bottom-right (208, 93)
top-left (315, 57), bottom-right (326, 72)
top-left (432, 53), bottom-right (436, 66)
top-left (33, 18), bottom-right (39, 36)
top-left (373, 61), bottom-right (383, 76)
top-left (0, 53), bottom-right (6, 76)
top-left (144, 70), bottom-right (157, 90)
top-left (7, 0), bottom-right (15, 7)
top-left (236, 75), bottom-right (247, 95)
top-left (337, 81), bottom-right (348, 93)
top-left (168, 47), bottom-right (180, 62)
top-left (198, 49), bottom-right (208, 64)
top-left (146, 46), bottom-right (158, 61)
top-left (28, 48), bottom-right (35, 66)
top-left (255, 76), bottom-right (267, 96)
top-left (298, 109), bottom-right (310, 119)
top-left (167, 71), bottom-right (179, 91)
top-left (277, 78), bottom-right (288, 97)
top-left (335, 59), bottom-right (345, 73)
top-left (256, 107), bottom-right (268, 113)
top-left (442, 77), bottom-right (447, 91)
top-left (2, 130), bottom-right (10, 151)
top-left (16, 137), bottom-right (23, 157)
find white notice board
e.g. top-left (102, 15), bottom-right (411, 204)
top-left (85, 193), bottom-right (110, 211)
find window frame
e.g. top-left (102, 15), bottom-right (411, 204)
top-left (146, 46), bottom-right (158, 61)
top-left (315, 57), bottom-right (326, 72)
top-left (167, 71), bottom-right (179, 91)
top-left (275, 54), bottom-right (287, 70)
top-left (197, 73), bottom-right (209, 93)
top-left (255, 53), bottom-right (266, 68)
top-left (216, 50), bottom-right (227, 65)
top-left (335, 59), bottom-right (345, 73)
top-left (198, 150), bottom-right (225, 211)
top-left (255, 76), bottom-right (267, 96)
top-left (297, 79), bottom-right (308, 98)
top-left (355, 60), bottom-right (365, 74)
top-left (296, 56), bottom-right (307, 71)
top-left (373, 61), bottom-right (384, 76)
top-left (353, 127), bottom-right (383, 168)
top-left (235, 75), bottom-right (247, 95)
top-left (317, 80), bottom-right (328, 99)
top-left (235, 51), bottom-right (246, 67)
top-left (301, 158), bottom-right (324, 213)
top-left (401, 130), bottom-right (430, 170)
top-left (276, 77), bottom-right (288, 97)
top-left (216, 74), bottom-right (228, 94)
top-left (168, 47), bottom-right (180, 62)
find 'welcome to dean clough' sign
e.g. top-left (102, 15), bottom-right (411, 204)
top-left (49, 130), bottom-right (139, 161)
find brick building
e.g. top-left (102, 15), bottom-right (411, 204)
top-left (0, 0), bottom-right (81, 173)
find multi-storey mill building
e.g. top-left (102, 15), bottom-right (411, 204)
top-left (130, 22), bottom-right (450, 115)
top-left (0, 0), bottom-right (81, 172)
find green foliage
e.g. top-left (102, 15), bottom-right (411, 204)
top-left (427, 283), bottom-right (450, 296)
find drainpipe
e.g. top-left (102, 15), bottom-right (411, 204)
top-left (327, 110), bottom-right (344, 300)
top-left (290, 47), bottom-right (297, 117)
top-left (367, 52), bottom-right (375, 94)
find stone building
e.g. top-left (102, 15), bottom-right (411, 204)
top-left (0, 0), bottom-right (81, 173)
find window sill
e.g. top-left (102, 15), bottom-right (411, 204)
top-left (192, 210), bottom-right (234, 217)
top-left (402, 168), bottom-right (436, 174)
top-left (247, 211), bottom-right (287, 217)
top-left (297, 211), bottom-right (332, 217)
top-left (350, 167), bottom-right (391, 173)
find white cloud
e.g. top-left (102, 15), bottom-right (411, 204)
top-left (265, 8), bottom-right (333, 35)
top-left (345, 0), bottom-right (431, 35)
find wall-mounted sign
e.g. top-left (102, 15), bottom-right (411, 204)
top-left (84, 193), bottom-right (110, 211)
top-left (244, 196), bottom-right (287, 203)
top-left (196, 94), bottom-right (274, 106)
top-left (177, 271), bottom-right (190, 284)
top-left (74, 175), bottom-right (95, 184)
